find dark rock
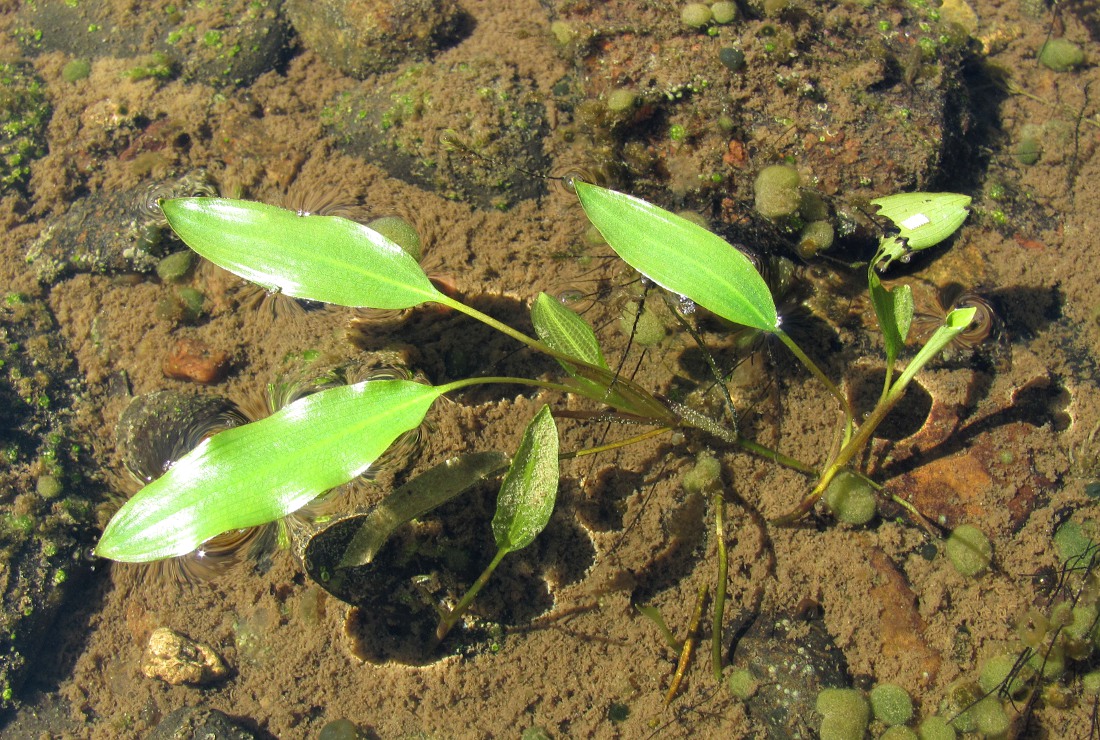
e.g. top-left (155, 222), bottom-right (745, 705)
top-left (24, 171), bottom-right (215, 284)
top-left (15, 0), bottom-right (289, 88)
top-left (0, 297), bottom-right (102, 712)
top-left (732, 610), bottom-right (851, 739)
top-left (325, 58), bottom-right (549, 209)
top-left (146, 706), bottom-right (257, 740)
top-left (286, 0), bottom-right (466, 78)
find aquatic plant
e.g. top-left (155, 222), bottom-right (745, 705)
top-left (93, 182), bottom-right (974, 671)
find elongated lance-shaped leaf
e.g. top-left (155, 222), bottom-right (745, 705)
top-left (96, 379), bottom-right (443, 562)
top-left (871, 192), bottom-right (971, 269)
top-left (492, 405), bottom-right (559, 553)
top-left (161, 198), bottom-right (445, 309)
top-left (339, 451), bottom-right (509, 568)
top-left (867, 269), bottom-right (914, 367)
top-left (574, 182), bottom-right (779, 333)
top-left (531, 292), bottom-right (609, 369)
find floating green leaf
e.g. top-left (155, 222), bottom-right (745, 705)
top-left (492, 405), bottom-right (559, 552)
top-left (531, 292), bottom-right (608, 369)
top-left (574, 182), bottom-right (778, 333)
top-left (161, 198), bottom-right (444, 309)
top-left (96, 379), bottom-right (443, 562)
top-left (871, 192), bottom-right (971, 261)
top-left (867, 270), bottom-right (914, 367)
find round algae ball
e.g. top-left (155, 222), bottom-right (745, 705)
top-left (727, 667), bottom-right (757, 699)
top-left (683, 452), bottom-right (722, 494)
top-left (367, 216), bottom-right (422, 263)
top-left (824, 470), bottom-right (877, 525)
top-left (1039, 38), bottom-right (1085, 72)
top-left (979, 652), bottom-right (1033, 698)
top-left (753, 164), bottom-right (801, 219)
top-left (620, 304), bottom-right (666, 346)
top-left (711, 1), bottom-right (739, 23)
top-left (870, 683), bottom-right (913, 726)
top-left (945, 524), bottom-right (992, 576)
top-left (798, 220), bottom-right (835, 259)
top-left (972, 696), bottom-right (1010, 736)
top-left (881, 728), bottom-right (918, 740)
top-left (681, 3), bottom-right (713, 27)
top-left (62, 58), bottom-right (91, 83)
top-left (607, 88), bottom-right (638, 113)
top-left (917, 716), bottom-right (957, 740)
top-left (816, 688), bottom-right (869, 740)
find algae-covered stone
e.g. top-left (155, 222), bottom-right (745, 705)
top-left (1, 297), bottom-right (100, 711)
top-left (325, 59), bottom-right (549, 209)
top-left (0, 62), bottom-right (51, 195)
top-left (16, 0), bottom-right (289, 88)
top-left (287, 0), bottom-right (465, 78)
top-left (142, 627), bottom-right (229, 685)
top-left (26, 171), bottom-right (215, 283)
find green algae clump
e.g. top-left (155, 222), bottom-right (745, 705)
top-left (945, 523), bottom-right (992, 576)
top-left (816, 688), bottom-right (870, 740)
top-left (0, 62), bottom-right (52, 195)
top-left (870, 683), bottom-right (913, 726)
top-left (753, 164), bottom-right (801, 219)
top-left (367, 216), bottom-right (422, 263)
top-left (1038, 39), bottom-right (1085, 72)
top-left (917, 716), bottom-right (957, 740)
top-left (681, 3), bottom-right (713, 28)
top-left (824, 470), bottom-right (876, 525)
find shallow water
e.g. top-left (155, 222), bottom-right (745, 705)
top-left (2, 0), bottom-right (1099, 737)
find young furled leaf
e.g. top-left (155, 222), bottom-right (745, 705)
top-left (161, 198), bottom-right (445, 309)
top-left (96, 379), bottom-right (443, 562)
top-left (868, 270), bottom-right (914, 368)
top-left (492, 405), bottom-right (559, 553)
top-left (575, 182), bottom-right (779, 333)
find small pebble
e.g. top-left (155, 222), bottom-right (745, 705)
top-left (141, 627), bottom-right (229, 685)
top-left (163, 338), bottom-right (230, 384)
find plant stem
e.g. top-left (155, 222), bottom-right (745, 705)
top-left (435, 546), bottom-right (508, 643)
top-left (712, 491), bottom-right (728, 681)
top-left (560, 426), bottom-right (675, 459)
top-left (734, 437), bottom-right (817, 475)
top-left (439, 295), bottom-right (555, 357)
top-left (438, 375), bottom-right (581, 397)
top-left (775, 329), bottom-right (851, 421)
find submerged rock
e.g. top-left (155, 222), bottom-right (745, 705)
top-left (147, 706), bottom-right (256, 739)
top-left (325, 58), bottom-right (549, 209)
top-left (25, 171), bottom-right (215, 284)
top-left (287, 0), bottom-right (466, 78)
top-left (0, 297), bottom-right (101, 711)
top-left (732, 610), bottom-right (851, 739)
top-left (15, 0), bottom-right (289, 88)
top-left (141, 627), bottom-right (230, 686)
